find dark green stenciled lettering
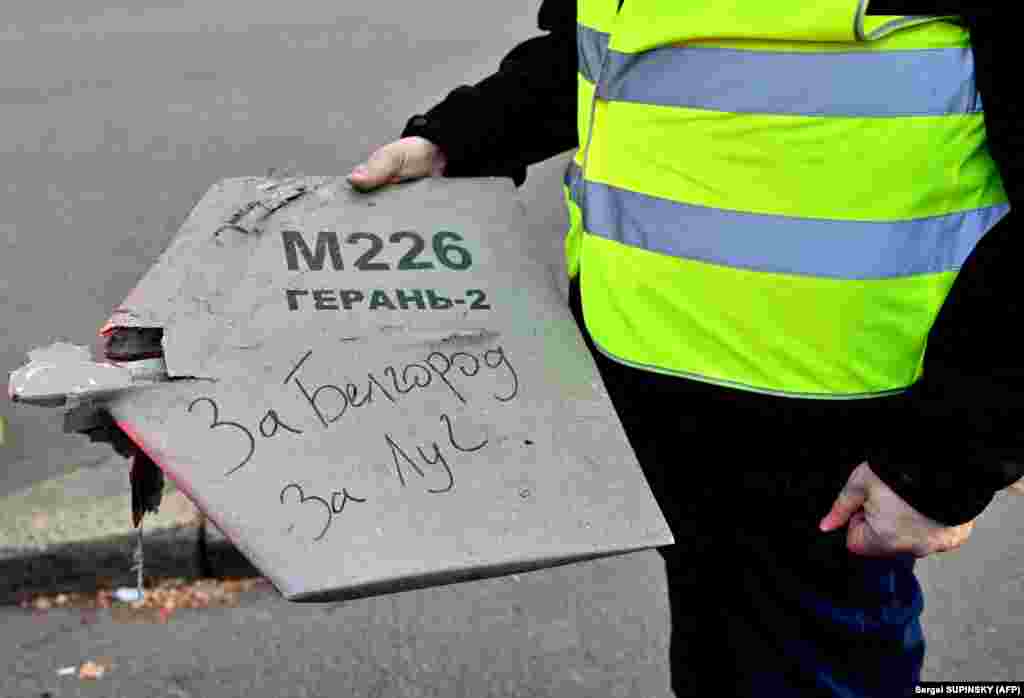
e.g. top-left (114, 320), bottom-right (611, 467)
top-left (426, 290), bottom-right (452, 309)
top-left (391, 231), bottom-right (434, 270)
top-left (395, 288), bottom-right (426, 310)
top-left (369, 289), bottom-right (397, 310)
top-left (433, 231), bottom-right (473, 270)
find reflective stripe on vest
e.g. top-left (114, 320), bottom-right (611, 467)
top-left (565, 1), bottom-right (1010, 398)
top-left (566, 160), bottom-right (1010, 280)
top-left (577, 23), bottom-right (984, 117)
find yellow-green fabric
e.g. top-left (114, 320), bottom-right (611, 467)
top-left (564, 0), bottom-right (1008, 398)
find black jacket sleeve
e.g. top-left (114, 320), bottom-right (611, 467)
top-left (400, 0), bottom-right (577, 186)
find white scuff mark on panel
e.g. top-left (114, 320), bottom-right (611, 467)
top-left (373, 326), bottom-right (502, 349)
top-left (26, 341), bottom-right (93, 364)
top-left (107, 175), bottom-right (340, 382)
top-left (98, 177), bottom-right (282, 336)
top-left (215, 175), bottom-right (332, 237)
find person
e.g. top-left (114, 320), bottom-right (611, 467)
top-left (347, 2), bottom-right (1022, 695)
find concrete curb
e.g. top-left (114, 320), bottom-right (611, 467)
top-left (0, 456), bottom-right (212, 604)
top-left (200, 517), bottom-right (261, 580)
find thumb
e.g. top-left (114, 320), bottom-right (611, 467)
top-left (347, 137), bottom-right (444, 192)
top-left (843, 509), bottom-right (882, 556)
top-left (1004, 476), bottom-right (1024, 497)
top-left (347, 143), bottom-right (406, 191)
top-left (819, 484), bottom-right (867, 532)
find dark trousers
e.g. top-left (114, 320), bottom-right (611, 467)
top-left (568, 280), bottom-right (925, 697)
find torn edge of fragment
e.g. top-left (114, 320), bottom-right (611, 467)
top-left (8, 341), bottom-right (169, 408)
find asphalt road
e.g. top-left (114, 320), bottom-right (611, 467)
top-left (2, 494), bottom-right (1022, 697)
top-left (2, 1), bottom-right (1022, 694)
top-left (2, 552), bottom-right (673, 698)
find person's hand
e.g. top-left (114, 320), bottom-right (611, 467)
top-left (819, 462), bottom-right (976, 558)
top-left (1002, 474), bottom-right (1024, 496)
top-left (346, 136), bottom-right (447, 192)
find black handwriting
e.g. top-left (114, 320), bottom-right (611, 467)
top-left (283, 345), bottom-right (519, 431)
top-left (385, 432), bottom-right (425, 487)
top-left (187, 345), bottom-right (516, 483)
top-left (258, 409), bottom-right (303, 438)
top-left (416, 443), bottom-right (454, 494)
top-left (386, 432), bottom-right (456, 494)
top-left (441, 413), bottom-right (488, 453)
top-left (187, 397), bottom-right (256, 476)
top-left (277, 413), bottom-right (494, 542)
top-left (280, 482), bottom-right (366, 542)
top-left (483, 347), bottom-right (518, 402)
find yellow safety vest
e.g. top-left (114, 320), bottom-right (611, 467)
top-left (564, 0), bottom-right (1009, 398)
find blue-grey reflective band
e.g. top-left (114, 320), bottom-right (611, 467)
top-left (564, 162), bottom-right (1010, 280)
top-left (565, 159), bottom-right (585, 206)
top-left (577, 24), bottom-right (609, 85)
top-left (577, 24), bottom-right (982, 116)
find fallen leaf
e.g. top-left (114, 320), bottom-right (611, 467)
top-left (22, 576), bottom-right (266, 616)
top-left (78, 661), bottom-right (106, 679)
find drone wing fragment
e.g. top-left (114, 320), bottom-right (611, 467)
top-left (56, 175), bottom-right (676, 601)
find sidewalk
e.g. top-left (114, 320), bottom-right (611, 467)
top-left (0, 455), bottom-right (256, 605)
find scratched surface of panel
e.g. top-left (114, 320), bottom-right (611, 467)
top-left (105, 176), bottom-right (674, 601)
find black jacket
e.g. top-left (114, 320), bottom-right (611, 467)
top-left (401, 0), bottom-right (1024, 527)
